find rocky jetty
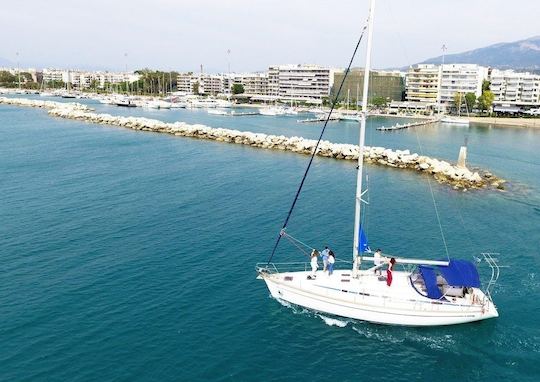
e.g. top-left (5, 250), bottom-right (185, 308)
top-left (0, 97), bottom-right (505, 190)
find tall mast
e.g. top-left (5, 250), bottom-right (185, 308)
top-left (353, 0), bottom-right (375, 267)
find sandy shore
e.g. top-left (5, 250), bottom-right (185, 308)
top-left (468, 117), bottom-right (540, 128)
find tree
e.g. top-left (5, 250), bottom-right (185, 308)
top-left (477, 90), bottom-right (495, 113)
top-left (192, 81), bottom-right (199, 95)
top-left (453, 92), bottom-right (464, 112)
top-left (231, 83), bottom-right (244, 95)
top-left (465, 92), bottom-right (476, 112)
top-left (0, 70), bottom-right (17, 85)
top-left (370, 96), bottom-right (387, 107)
top-left (482, 80), bottom-right (491, 92)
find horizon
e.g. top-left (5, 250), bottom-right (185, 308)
top-left (1, 0), bottom-right (539, 72)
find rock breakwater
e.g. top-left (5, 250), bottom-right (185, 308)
top-left (0, 97), bottom-right (505, 190)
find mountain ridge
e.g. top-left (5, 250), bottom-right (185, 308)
top-left (416, 36), bottom-right (540, 71)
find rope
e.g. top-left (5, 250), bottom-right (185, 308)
top-left (413, 129), bottom-right (451, 262)
top-left (266, 21), bottom-right (369, 265)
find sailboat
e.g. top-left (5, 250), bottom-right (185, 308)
top-left (256, 0), bottom-right (499, 326)
top-left (440, 91), bottom-right (470, 125)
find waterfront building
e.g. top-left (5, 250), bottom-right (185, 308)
top-left (439, 64), bottom-right (488, 105)
top-left (490, 69), bottom-right (540, 111)
top-left (330, 69), bottom-right (404, 106)
top-left (405, 64), bottom-right (488, 112)
top-left (268, 64), bottom-right (332, 104)
top-left (42, 69), bottom-right (139, 89)
top-left (405, 64), bottom-right (440, 105)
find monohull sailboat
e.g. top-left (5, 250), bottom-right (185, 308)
top-left (256, 0), bottom-right (499, 326)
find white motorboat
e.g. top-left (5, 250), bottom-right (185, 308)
top-left (440, 116), bottom-right (470, 126)
top-left (256, 0), bottom-right (499, 326)
top-left (259, 106), bottom-right (286, 116)
top-left (208, 109), bottom-right (229, 115)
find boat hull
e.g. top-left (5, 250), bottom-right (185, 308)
top-left (259, 270), bottom-right (498, 326)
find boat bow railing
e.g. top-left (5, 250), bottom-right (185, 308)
top-left (481, 252), bottom-right (501, 301)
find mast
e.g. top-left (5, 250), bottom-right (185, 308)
top-left (353, 0), bottom-right (375, 269)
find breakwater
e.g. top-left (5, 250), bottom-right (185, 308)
top-left (0, 97), bottom-right (505, 190)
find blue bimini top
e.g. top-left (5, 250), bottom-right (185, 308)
top-left (418, 266), bottom-right (443, 299)
top-left (437, 259), bottom-right (481, 288)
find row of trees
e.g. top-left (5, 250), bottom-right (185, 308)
top-left (453, 81), bottom-right (495, 114)
top-left (0, 70), bottom-right (38, 88)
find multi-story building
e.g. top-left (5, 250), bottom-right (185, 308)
top-left (237, 73), bottom-right (268, 97)
top-left (490, 69), bottom-right (540, 110)
top-left (42, 69), bottom-right (139, 89)
top-left (268, 64), bottom-right (331, 104)
top-left (439, 64), bottom-right (488, 105)
top-left (330, 69), bottom-right (404, 105)
top-left (405, 64), bottom-right (440, 105)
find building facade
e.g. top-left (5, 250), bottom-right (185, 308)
top-left (41, 69), bottom-right (139, 89)
top-left (490, 69), bottom-right (540, 110)
top-left (405, 64), bottom-right (440, 105)
top-left (330, 69), bottom-right (404, 105)
top-left (268, 64), bottom-right (332, 104)
top-left (439, 64), bottom-right (488, 105)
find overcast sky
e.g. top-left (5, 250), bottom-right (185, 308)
top-left (1, 0), bottom-right (539, 72)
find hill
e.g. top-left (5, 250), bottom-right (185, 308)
top-left (417, 36), bottom-right (540, 71)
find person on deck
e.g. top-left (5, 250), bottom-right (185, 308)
top-left (310, 249), bottom-right (319, 279)
top-left (321, 246), bottom-right (330, 272)
top-left (374, 248), bottom-right (382, 275)
top-left (328, 250), bottom-right (336, 275)
top-left (386, 257), bottom-right (396, 286)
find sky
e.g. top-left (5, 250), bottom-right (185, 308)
top-left (1, 0), bottom-right (539, 72)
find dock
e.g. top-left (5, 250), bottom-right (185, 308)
top-left (297, 116), bottom-right (340, 123)
top-left (230, 111), bottom-right (260, 116)
top-left (377, 119), bottom-right (437, 131)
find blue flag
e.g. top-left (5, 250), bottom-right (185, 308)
top-left (359, 226), bottom-right (370, 253)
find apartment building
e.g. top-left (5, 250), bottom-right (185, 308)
top-left (268, 64), bottom-right (331, 104)
top-left (405, 64), bottom-right (440, 104)
top-left (490, 69), bottom-right (540, 109)
top-left (41, 69), bottom-right (139, 89)
top-left (439, 64), bottom-right (488, 104)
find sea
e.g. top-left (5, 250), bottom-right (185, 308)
top-left (1, 97), bottom-right (539, 381)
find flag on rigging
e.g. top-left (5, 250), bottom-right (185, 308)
top-left (359, 226), bottom-right (370, 253)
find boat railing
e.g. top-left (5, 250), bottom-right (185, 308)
top-left (256, 258), bottom-right (353, 275)
top-left (481, 252), bottom-right (501, 301)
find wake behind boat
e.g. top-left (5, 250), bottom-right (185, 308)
top-left (256, 0), bottom-right (499, 327)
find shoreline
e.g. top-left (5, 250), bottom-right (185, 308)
top-left (468, 116), bottom-right (540, 128)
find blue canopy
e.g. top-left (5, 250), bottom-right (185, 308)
top-left (419, 266), bottom-right (443, 299)
top-left (437, 259), bottom-right (481, 288)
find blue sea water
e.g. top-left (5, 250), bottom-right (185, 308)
top-left (1, 101), bottom-right (539, 381)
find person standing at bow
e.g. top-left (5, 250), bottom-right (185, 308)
top-left (328, 250), bottom-right (336, 276)
top-left (321, 246), bottom-right (330, 272)
top-left (309, 249), bottom-right (319, 279)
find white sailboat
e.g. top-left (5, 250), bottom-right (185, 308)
top-left (256, 0), bottom-right (499, 326)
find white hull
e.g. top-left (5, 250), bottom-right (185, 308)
top-left (440, 117), bottom-right (470, 126)
top-left (259, 269), bottom-right (498, 326)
